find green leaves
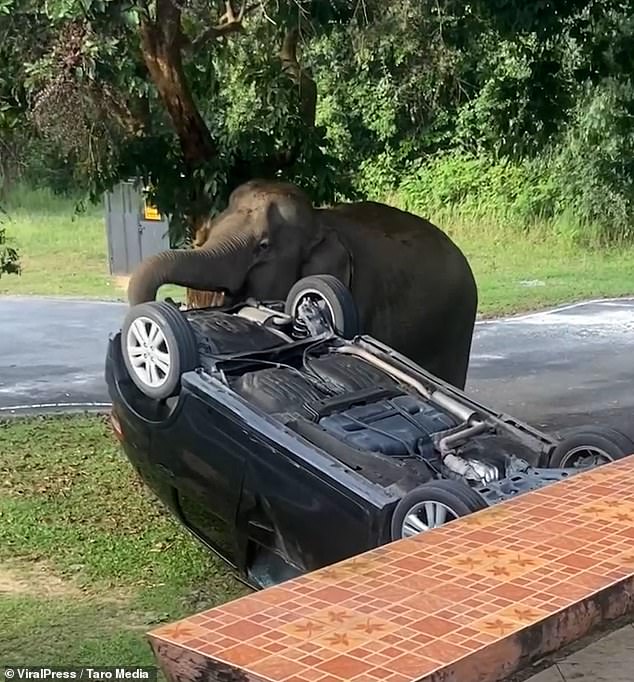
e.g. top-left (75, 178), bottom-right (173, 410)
top-left (1, 0), bottom-right (634, 247)
top-left (42, 0), bottom-right (108, 20)
top-left (0, 225), bottom-right (20, 277)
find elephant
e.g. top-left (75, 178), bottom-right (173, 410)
top-left (127, 179), bottom-right (478, 389)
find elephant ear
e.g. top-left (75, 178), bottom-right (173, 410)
top-left (301, 227), bottom-right (352, 289)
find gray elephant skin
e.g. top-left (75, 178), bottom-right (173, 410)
top-left (127, 179), bottom-right (478, 388)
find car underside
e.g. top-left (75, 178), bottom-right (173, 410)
top-left (107, 275), bottom-right (634, 587)
top-left (194, 308), bottom-right (563, 499)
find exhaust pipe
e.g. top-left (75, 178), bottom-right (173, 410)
top-left (335, 344), bottom-right (498, 483)
top-left (428, 391), bottom-right (477, 424)
top-left (335, 345), bottom-right (477, 423)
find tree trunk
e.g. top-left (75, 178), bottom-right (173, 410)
top-left (139, 0), bottom-right (216, 167)
top-left (138, 0), bottom-right (216, 232)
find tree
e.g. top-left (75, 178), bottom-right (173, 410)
top-left (3, 0), bottom-right (634, 246)
top-left (10, 0), bottom-right (361, 242)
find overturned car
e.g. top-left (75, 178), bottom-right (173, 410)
top-left (105, 275), bottom-right (634, 588)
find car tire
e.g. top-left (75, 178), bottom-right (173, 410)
top-left (285, 275), bottom-right (360, 339)
top-left (390, 479), bottom-right (488, 542)
top-left (547, 425), bottom-right (634, 469)
top-left (121, 301), bottom-right (199, 400)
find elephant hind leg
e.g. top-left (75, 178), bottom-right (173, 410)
top-left (418, 318), bottom-right (475, 390)
top-left (436, 281), bottom-right (478, 390)
top-left (445, 324), bottom-right (474, 390)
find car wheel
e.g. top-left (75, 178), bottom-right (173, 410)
top-left (547, 425), bottom-right (634, 469)
top-left (285, 274), bottom-right (360, 339)
top-left (390, 479), bottom-right (488, 541)
top-left (121, 301), bottom-right (199, 399)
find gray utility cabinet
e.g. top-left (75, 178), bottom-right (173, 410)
top-left (104, 180), bottom-right (171, 275)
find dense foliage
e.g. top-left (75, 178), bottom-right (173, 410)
top-left (1, 0), bottom-right (634, 250)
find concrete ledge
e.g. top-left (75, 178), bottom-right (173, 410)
top-left (148, 456), bottom-right (634, 682)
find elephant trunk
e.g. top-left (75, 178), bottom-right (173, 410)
top-left (127, 244), bottom-right (246, 306)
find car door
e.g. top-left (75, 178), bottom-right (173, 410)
top-left (153, 388), bottom-right (248, 567)
top-left (237, 430), bottom-right (379, 576)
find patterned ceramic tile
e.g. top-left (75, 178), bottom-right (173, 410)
top-left (149, 455), bottom-right (634, 682)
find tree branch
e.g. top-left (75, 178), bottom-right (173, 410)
top-left (186, 1), bottom-right (261, 50)
top-left (280, 26), bottom-right (317, 128)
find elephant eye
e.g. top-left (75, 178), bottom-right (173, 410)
top-left (257, 238), bottom-right (270, 252)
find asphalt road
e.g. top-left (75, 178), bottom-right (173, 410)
top-left (0, 296), bottom-right (125, 415)
top-left (0, 295), bottom-right (632, 435)
top-left (466, 298), bottom-right (634, 437)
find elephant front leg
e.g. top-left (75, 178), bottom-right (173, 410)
top-left (185, 288), bottom-right (226, 309)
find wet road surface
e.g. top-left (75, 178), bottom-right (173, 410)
top-left (0, 295), bottom-right (632, 434)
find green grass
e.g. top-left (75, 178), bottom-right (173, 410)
top-left (1, 186), bottom-right (634, 316)
top-left (0, 413), bottom-right (247, 666)
top-left (437, 213), bottom-right (634, 316)
top-left (0, 187), bottom-right (116, 298)
top-left (0, 186), bottom-right (183, 302)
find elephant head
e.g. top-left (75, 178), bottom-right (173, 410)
top-left (127, 180), bottom-right (352, 306)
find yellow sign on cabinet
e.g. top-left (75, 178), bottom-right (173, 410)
top-left (143, 201), bottom-right (161, 221)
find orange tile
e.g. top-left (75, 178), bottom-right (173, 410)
top-left (383, 673), bottom-right (412, 682)
top-left (496, 605), bottom-right (549, 625)
top-left (216, 620), bottom-right (270, 640)
top-left (427, 582), bottom-right (481, 602)
top-left (367, 584), bottom-right (416, 602)
top-left (390, 653), bottom-right (439, 677)
top-left (312, 630), bottom-right (369, 653)
top-left (221, 644), bottom-right (270, 666)
top-left (311, 586), bottom-right (358, 604)
top-left (316, 654), bottom-right (374, 678)
top-left (364, 652), bottom-right (391, 666)
top-left (471, 615), bottom-right (519, 637)
top-left (399, 592), bottom-right (453, 613)
top-left (408, 615), bottom-right (457, 636)
top-left (248, 655), bottom-right (309, 679)
top-left (408, 631), bottom-right (436, 646)
top-left (151, 622), bottom-right (206, 642)
top-left (488, 583), bottom-right (533, 601)
top-left (417, 638), bottom-right (471, 664)
top-left (617, 552), bottom-right (634, 567)
top-left (149, 456), bottom-right (634, 682)
top-left (556, 553), bottom-right (603, 570)
top-left (281, 619), bottom-right (330, 640)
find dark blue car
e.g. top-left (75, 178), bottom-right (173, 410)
top-left (105, 275), bottom-right (634, 588)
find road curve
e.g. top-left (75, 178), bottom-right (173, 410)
top-left (0, 295), bottom-right (633, 435)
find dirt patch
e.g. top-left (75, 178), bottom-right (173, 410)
top-left (0, 559), bottom-right (133, 606)
top-left (0, 561), bottom-right (86, 599)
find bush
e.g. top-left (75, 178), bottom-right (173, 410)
top-left (390, 77), bottom-right (634, 247)
top-left (0, 223), bottom-right (20, 277)
top-left (547, 78), bottom-right (634, 244)
top-left (395, 152), bottom-right (557, 226)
